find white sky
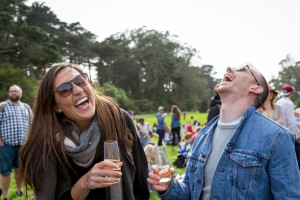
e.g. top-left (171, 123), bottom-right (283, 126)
top-left (27, 0), bottom-right (300, 82)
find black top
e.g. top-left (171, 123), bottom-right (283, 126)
top-left (59, 110), bottom-right (149, 200)
top-left (207, 95), bottom-right (221, 123)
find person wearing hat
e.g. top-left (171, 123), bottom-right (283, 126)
top-left (257, 84), bottom-right (283, 125)
top-left (156, 106), bottom-right (167, 146)
top-left (277, 84), bottom-right (300, 169)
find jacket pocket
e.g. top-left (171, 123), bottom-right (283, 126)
top-left (228, 152), bottom-right (262, 190)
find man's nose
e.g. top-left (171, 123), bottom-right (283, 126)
top-left (226, 66), bottom-right (234, 72)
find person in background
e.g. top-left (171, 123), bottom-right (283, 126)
top-left (163, 127), bottom-right (171, 145)
top-left (207, 83), bottom-right (221, 123)
top-left (170, 105), bottom-right (181, 149)
top-left (173, 133), bottom-right (193, 169)
top-left (257, 84), bottom-right (283, 125)
top-left (295, 108), bottom-right (300, 128)
top-left (185, 124), bottom-right (195, 135)
top-left (148, 64), bottom-right (300, 199)
top-left (19, 63), bottom-right (149, 200)
top-left (136, 118), bottom-right (152, 147)
top-left (177, 133), bottom-right (193, 160)
top-left (156, 106), bottom-right (167, 146)
top-left (0, 85), bottom-right (33, 200)
top-left (152, 122), bottom-right (157, 134)
top-left (144, 141), bottom-right (156, 192)
top-left (277, 84), bottom-right (300, 169)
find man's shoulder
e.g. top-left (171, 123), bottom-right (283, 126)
top-left (251, 112), bottom-right (290, 135)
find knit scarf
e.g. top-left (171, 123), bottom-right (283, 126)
top-left (64, 117), bottom-right (101, 168)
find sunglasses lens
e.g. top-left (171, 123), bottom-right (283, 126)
top-left (234, 66), bottom-right (244, 71)
top-left (73, 73), bottom-right (89, 87)
top-left (56, 83), bottom-right (73, 97)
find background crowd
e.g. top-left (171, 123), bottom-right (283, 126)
top-left (1, 64), bottom-right (300, 200)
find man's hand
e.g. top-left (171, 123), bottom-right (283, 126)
top-left (0, 137), bottom-right (3, 146)
top-left (147, 165), bottom-right (174, 192)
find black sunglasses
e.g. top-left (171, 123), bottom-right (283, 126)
top-left (55, 73), bottom-right (90, 97)
top-left (234, 65), bottom-right (260, 86)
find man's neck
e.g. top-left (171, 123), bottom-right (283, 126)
top-left (9, 100), bottom-right (20, 106)
top-left (219, 98), bottom-right (252, 123)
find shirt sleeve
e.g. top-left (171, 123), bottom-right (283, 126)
top-left (124, 111), bottom-right (150, 200)
top-left (285, 102), bottom-right (300, 138)
top-left (268, 130), bottom-right (300, 199)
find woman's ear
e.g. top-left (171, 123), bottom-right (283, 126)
top-left (54, 105), bottom-right (62, 113)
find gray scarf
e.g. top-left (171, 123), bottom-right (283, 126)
top-left (64, 118), bottom-right (101, 168)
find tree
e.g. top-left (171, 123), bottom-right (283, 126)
top-left (270, 55), bottom-right (300, 106)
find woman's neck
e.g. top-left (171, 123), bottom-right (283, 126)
top-left (262, 100), bottom-right (272, 111)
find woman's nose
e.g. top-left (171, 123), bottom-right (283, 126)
top-left (72, 82), bottom-right (83, 95)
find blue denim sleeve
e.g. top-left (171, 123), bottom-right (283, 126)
top-left (158, 171), bottom-right (192, 200)
top-left (268, 130), bottom-right (300, 199)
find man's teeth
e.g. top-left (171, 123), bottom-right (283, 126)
top-left (76, 97), bottom-right (88, 106)
top-left (224, 75), bottom-right (232, 81)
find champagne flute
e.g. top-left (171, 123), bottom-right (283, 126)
top-left (154, 145), bottom-right (172, 183)
top-left (104, 140), bottom-right (121, 177)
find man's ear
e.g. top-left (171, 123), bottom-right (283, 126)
top-left (54, 105), bottom-right (62, 113)
top-left (249, 85), bottom-right (264, 95)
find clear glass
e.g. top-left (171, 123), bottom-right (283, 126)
top-left (104, 140), bottom-right (121, 177)
top-left (154, 145), bottom-right (172, 183)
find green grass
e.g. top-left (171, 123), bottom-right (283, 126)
top-left (8, 112), bottom-right (207, 200)
top-left (3, 172), bottom-right (34, 199)
top-left (137, 112), bottom-right (208, 200)
top-left (134, 111), bottom-right (208, 128)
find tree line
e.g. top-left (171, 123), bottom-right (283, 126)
top-left (1, 1), bottom-right (299, 113)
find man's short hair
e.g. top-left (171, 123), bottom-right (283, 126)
top-left (254, 72), bottom-right (269, 109)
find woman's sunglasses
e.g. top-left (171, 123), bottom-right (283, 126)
top-left (55, 73), bottom-right (90, 97)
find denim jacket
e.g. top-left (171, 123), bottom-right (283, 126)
top-left (160, 106), bottom-right (300, 200)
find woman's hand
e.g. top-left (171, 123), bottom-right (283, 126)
top-left (71, 160), bottom-right (123, 200)
top-left (85, 160), bottom-right (123, 190)
top-left (147, 165), bottom-right (174, 192)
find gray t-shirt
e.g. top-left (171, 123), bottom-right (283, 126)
top-left (200, 123), bottom-right (238, 200)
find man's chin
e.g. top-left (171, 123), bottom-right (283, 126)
top-left (9, 98), bottom-right (20, 102)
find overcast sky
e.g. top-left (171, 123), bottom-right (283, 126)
top-left (27, 0), bottom-right (300, 82)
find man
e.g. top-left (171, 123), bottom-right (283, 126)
top-left (156, 106), bottom-right (167, 146)
top-left (0, 85), bottom-right (33, 200)
top-left (148, 64), bottom-right (300, 199)
top-left (277, 85), bottom-right (300, 169)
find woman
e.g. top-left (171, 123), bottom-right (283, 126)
top-left (170, 105), bottom-right (181, 148)
top-left (173, 132), bottom-right (193, 168)
top-left (257, 84), bottom-right (284, 125)
top-left (20, 63), bottom-right (149, 200)
top-left (136, 118), bottom-right (151, 147)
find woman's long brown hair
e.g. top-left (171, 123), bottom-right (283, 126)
top-left (20, 63), bottom-right (133, 189)
top-left (171, 105), bottom-right (181, 120)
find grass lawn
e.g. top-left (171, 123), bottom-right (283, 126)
top-left (139, 112), bottom-right (208, 200)
top-left (7, 112), bottom-right (207, 199)
top-left (135, 111), bottom-right (208, 128)
top-left (3, 173), bottom-right (34, 199)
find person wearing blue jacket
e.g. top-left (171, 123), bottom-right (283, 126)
top-left (156, 106), bottom-right (167, 146)
top-left (148, 64), bottom-right (300, 200)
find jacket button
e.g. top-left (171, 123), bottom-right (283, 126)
top-left (197, 179), bottom-right (201, 184)
top-left (202, 154), bottom-right (206, 158)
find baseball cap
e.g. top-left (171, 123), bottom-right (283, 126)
top-left (281, 85), bottom-right (293, 96)
top-left (158, 106), bottom-right (164, 111)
